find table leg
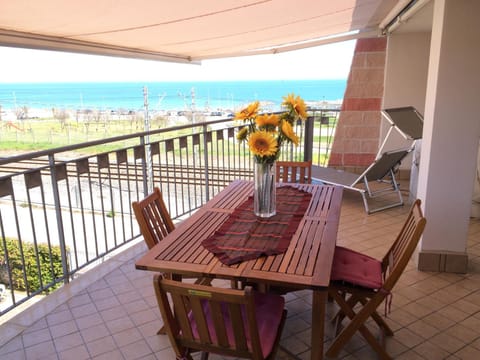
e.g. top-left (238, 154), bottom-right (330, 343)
top-left (311, 289), bottom-right (326, 360)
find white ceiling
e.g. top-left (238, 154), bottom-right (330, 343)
top-left (0, 0), bottom-right (405, 63)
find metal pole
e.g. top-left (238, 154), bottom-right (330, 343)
top-left (143, 86), bottom-right (153, 194)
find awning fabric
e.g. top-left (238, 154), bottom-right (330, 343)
top-left (0, 0), bottom-right (400, 63)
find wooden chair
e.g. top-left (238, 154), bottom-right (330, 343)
top-left (132, 188), bottom-right (211, 286)
top-left (276, 160), bottom-right (312, 184)
top-left (153, 274), bottom-right (287, 360)
top-left (326, 199), bottom-right (426, 359)
top-left (132, 188), bottom-right (212, 334)
top-left (132, 187), bottom-right (175, 250)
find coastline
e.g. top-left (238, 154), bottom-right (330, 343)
top-left (0, 99), bottom-right (342, 122)
top-left (0, 79), bottom-right (347, 115)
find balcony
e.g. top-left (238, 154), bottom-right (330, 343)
top-left (1, 111), bottom-right (480, 359)
top-left (0, 110), bottom-right (337, 313)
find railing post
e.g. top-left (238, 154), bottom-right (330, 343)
top-left (139, 135), bottom-right (151, 197)
top-left (146, 143), bottom-right (154, 194)
top-left (48, 154), bottom-right (70, 284)
top-left (304, 115), bottom-right (314, 162)
top-left (202, 123), bottom-right (210, 201)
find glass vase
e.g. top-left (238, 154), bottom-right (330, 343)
top-left (253, 159), bottom-right (276, 217)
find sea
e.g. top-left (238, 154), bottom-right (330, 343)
top-left (0, 80), bottom-right (346, 115)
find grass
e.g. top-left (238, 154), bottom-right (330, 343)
top-left (0, 115), bottom-right (337, 165)
top-left (0, 115), bottom-right (186, 153)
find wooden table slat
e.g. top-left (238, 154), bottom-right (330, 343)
top-left (177, 211), bottom-right (229, 263)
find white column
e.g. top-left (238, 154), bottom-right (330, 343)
top-left (416, 0), bottom-right (480, 272)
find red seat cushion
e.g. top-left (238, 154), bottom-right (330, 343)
top-left (330, 246), bottom-right (383, 289)
top-left (189, 291), bottom-right (285, 358)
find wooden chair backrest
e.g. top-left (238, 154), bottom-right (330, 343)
top-left (381, 199), bottom-right (426, 291)
top-left (132, 187), bottom-right (175, 249)
top-left (276, 160), bottom-right (312, 184)
top-left (153, 275), bottom-right (268, 360)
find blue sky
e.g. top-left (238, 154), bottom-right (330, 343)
top-left (0, 40), bottom-right (355, 83)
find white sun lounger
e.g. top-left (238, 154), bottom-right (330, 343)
top-left (312, 106), bottom-right (424, 214)
top-left (312, 149), bottom-right (411, 214)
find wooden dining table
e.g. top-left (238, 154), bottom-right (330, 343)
top-left (135, 179), bottom-right (343, 359)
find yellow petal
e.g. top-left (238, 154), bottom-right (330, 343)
top-left (248, 131), bottom-right (278, 157)
top-left (281, 121), bottom-right (299, 145)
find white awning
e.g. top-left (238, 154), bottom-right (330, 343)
top-left (0, 0), bottom-right (401, 63)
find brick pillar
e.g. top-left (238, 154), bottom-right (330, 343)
top-left (328, 37), bottom-right (387, 172)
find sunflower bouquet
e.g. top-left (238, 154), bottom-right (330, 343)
top-left (235, 93), bottom-right (308, 164)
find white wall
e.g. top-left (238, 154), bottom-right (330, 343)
top-left (382, 32), bottom-right (431, 155)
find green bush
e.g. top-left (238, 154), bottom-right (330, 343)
top-left (0, 238), bottom-right (66, 294)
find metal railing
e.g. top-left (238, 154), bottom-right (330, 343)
top-left (0, 108), bottom-right (339, 315)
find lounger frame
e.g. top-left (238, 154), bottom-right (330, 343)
top-left (313, 149), bottom-right (409, 214)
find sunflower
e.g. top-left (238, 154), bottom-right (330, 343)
top-left (281, 121), bottom-right (299, 145)
top-left (234, 94), bottom-right (306, 162)
top-left (255, 113), bottom-right (280, 128)
top-left (236, 127), bottom-right (249, 141)
top-left (282, 93), bottom-right (308, 120)
top-left (235, 101), bottom-right (260, 121)
top-left (248, 131), bottom-right (278, 157)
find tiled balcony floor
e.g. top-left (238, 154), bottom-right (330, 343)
top-left (1, 190), bottom-right (480, 359)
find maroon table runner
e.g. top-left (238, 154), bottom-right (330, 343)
top-left (202, 186), bottom-right (312, 265)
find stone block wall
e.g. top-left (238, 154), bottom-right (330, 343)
top-left (328, 37), bottom-right (387, 173)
